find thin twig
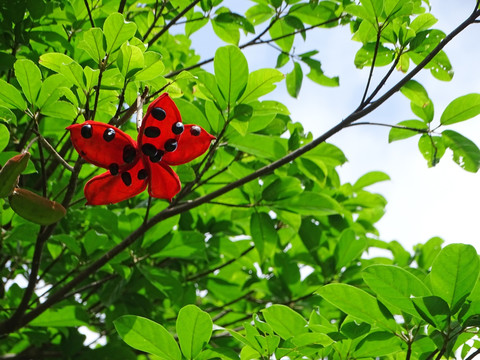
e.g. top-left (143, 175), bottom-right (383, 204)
top-left (83, 0), bottom-right (94, 27)
top-left (148, 0), bottom-right (202, 46)
top-left (360, 31), bottom-right (382, 105)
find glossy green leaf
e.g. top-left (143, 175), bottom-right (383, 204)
top-left (440, 93), bottom-right (480, 125)
top-left (185, 12), bottom-right (209, 36)
top-left (40, 100), bottom-right (77, 120)
top-left (0, 107), bottom-right (16, 125)
top-left (118, 42), bottom-right (144, 78)
top-left (103, 13), bottom-right (137, 53)
top-left (229, 133), bottom-right (287, 160)
top-left (286, 62), bottom-right (303, 98)
top-left (245, 3), bottom-right (274, 25)
top-left (0, 123), bottom-right (10, 152)
top-left (262, 305), bottom-right (308, 340)
top-left (353, 171), bottom-right (390, 190)
top-left (30, 305), bottom-right (89, 327)
top-left (0, 79), bottom-right (26, 110)
top-left (274, 192), bottom-right (341, 216)
top-left (239, 69), bottom-right (284, 104)
top-left (410, 13), bottom-right (438, 32)
top-left (36, 74), bottom-right (70, 109)
top-left (39, 53), bottom-right (85, 89)
top-left (262, 177), bottom-right (302, 201)
top-left (156, 231), bottom-right (205, 259)
top-left (214, 45), bottom-right (249, 106)
top-left (388, 120), bottom-right (428, 142)
top-left (14, 59), bottom-right (42, 107)
top-left (175, 98), bottom-right (210, 131)
top-left (411, 296), bottom-right (450, 329)
top-left (269, 19), bottom-right (295, 52)
top-left (250, 212), bottom-right (278, 263)
top-left (418, 134), bottom-right (445, 167)
top-left (400, 80), bottom-right (431, 108)
top-left (335, 229), bottom-right (367, 270)
top-left (354, 331), bottom-right (403, 357)
top-left (430, 243), bottom-right (479, 312)
top-left (318, 283), bottom-right (397, 331)
top-left (134, 51), bottom-right (165, 81)
top-left (78, 27), bottom-right (105, 63)
top-left (114, 315), bottom-right (181, 360)
top-left (303, 58), bottom-right (339, 87)
top-left (354, 44), bottom-right (395, 69)
top-left (442, 130), bottom-right (480, 172)
top-left (176, 305), bottom-right (213, 360)
top-left (362, 265), bottom-right (431, 316)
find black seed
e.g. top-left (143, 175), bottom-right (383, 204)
top-left (137, 169), bottom-right (148, 180)
top-left (164, 139), bottom-right (177, 152)
top-left (109, 163), bottom-right (119, 176)
top-left (103, 127), bottom-right (116, 142)
top-left (172, 122), bottom-right (184, 135)
top-left (151, 107), bottom-right (166, 121)
top-left (121, 172), bottom-right (132, 186)
top-left (190, 125), bottom-right (201, 136)
top-left (145, 126), bottom-right (161, 138)
top-left (141, 143), bottom-right (157, 157)
top-left (81, 124), bottom-right (93, 138)
top-left (150, 150), bottom-right (164, 163)
top-left (123, 145), bottom-right (136, 163)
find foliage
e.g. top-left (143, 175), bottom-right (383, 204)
top-left (0, 0), bottom-right (480, 359)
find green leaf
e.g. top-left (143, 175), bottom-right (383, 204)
top-left (286, 62), bottom-right (303, 98)
top-left (118, 42), bottom-right (144, 78)
top-left (174, 98), bottom-right (210, 132)
top-left (442, 130), bottom-right (480, 172)
top-left (362, 265), bottom-right (431, 316)
top-left (103, 13), bottom-right (137, 53)
top-left (114, 315), bottom-right (181, 360)
top-left (214, 45), bottom-right (249, 106)
top-left (262, 177), bottom-right (302, 201)
top-left (239, 69), bottom-right (284, 104)
top-left (228, 133), bottom-right (287, 160)
top-left (246, 4), bottom-right (275, 25)
top-left (411, 100), bottom-right (434, 123)
top-left (0, 123), bottom-right (10, 152)
top-left (40, 100), bottom-right (77, 121)
top-left (353, 171), bottom-right (390, 190)
top-left (388, 120), bottom-right (428, 142)
top-left (269, 18), bottom-right (295, 52)
top-left (334, 229), bottom-right (367, 270)
top-left (78, 27), bottom-right (105, 63)
top-left (440, 93), bottom-right (480, 125)
top-left (14, 59), bottom-right (42, 107)
top-left (318, 283), bottom-right (397, 331)
top-left (410, 13), bottom-right (438, 32)
top-left (400, 80), bottom-right (431, 108)
top-left (39, 53), bottom-right (85, 89)
top-left (30, 305), bottom-right (89, 327)
top-left (262, 305), bottom-right (308, 340)
top-left (0, 107), bottom-right (16, 125)
top-left (411, 296), bottom-right (450, 329)
top-left (250, 212), bottom-right (278, 263)
top-left (0, 79), bottom-right (27, 110)
top-left (303, 58), bottom-right (339, 87)
top-left (430, 244), bottom-right (480, 312)
top-left (36, 74), bottom-right (70, 109)
top-left (418, 134), bottom-right (445, 167)
top-left (354, 331), bottom-right (403, 357)
top-left (176, 305), bottom-right (213, 360)
top-left (185, 12), bottom-right (209, 36)
top-left (273, 192), bottom-right (341, 217)
top-left (354, 43), bottom-right (395, 69)
top-left (134, 51), bottom-right (165, 81)
top-left (157, 231), bottom-right (206, 259)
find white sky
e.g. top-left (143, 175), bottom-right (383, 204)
top-left (190, 1), bottom-right (480, 251)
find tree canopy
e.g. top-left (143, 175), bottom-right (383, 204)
top-left (1, 0), bottom-right (480, 359)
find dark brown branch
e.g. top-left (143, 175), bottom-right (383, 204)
top-left (118, 0), bottom-right (127, 14)
top-left (84, 0), bottom-right (95, 27)
top-left (360, 31), bottom-right (382, 105)
top-left (148, 0), bottom-right (202, 46)
top-left (466, 348), bottom-right (480, 360)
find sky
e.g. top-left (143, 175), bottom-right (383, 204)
top-left (191, 0), bottom-right (480, 251)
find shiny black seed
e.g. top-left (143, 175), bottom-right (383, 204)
top-left (141, 143), bottom-right (157, 157)
top-left (109, 163), bottom-right (119, 176)
top-left (164, 139), bottom-right (177, 152)
top-left (151, 107), bottom-right (166, 121)
top-left (81, 124), bottom-right (93, 139)
top-left (150, 150), bottom-right (164, 163)
top-left (145, 126), bottom-right (160, 138)
top-left (137, 169), bottom-right (148, 180)
top-left (123, 145), bottom-right (136, 163)
top-left (172, 122), bottom-right (184, 135)
top-left (190, 125), bottom-right (201, 136)
top-left (103, 127), bottom-right (116, 142)
top-left (121, 172), bottom-right (132, 186)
